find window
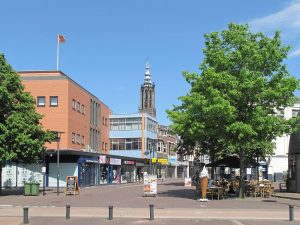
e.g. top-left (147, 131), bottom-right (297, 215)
top-left (50, 96), bottom-right (58, 107)
top-left (105, 143), bottom-right (107, 151)
top-left (37, 96), bottom-right (45, 107)
top-left (81, 135), bottom-right (85, 145)
top-left (292, 109), bottom-right (299, 117)
top-left (76, 102), bottom-right (81, 112)
top-left (76, 134), bottom-right (80, 144)
top-left (82, 104), bottom-right (85, 115)
top-left (105, 118), bottom-right (108, 126)
top-left (72, 133), bottom-right (75, 143)
top-left (102, 142), bottom-right (105, 150)
top-left (72, 99), bottom-right (76, 110)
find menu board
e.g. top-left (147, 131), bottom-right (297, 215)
top-left (143, 175), bottom-right (157, 196)
top-left (65, 176), bottom-right (79, 196)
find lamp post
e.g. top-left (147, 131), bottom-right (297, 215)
top-left (52, 131), bottom-right (65, 196)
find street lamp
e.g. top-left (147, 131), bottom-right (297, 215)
top-left (52, 131), bottom-right (65, 196)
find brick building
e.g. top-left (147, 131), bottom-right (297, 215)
top-left (18, 70), bottom-right (111, 188)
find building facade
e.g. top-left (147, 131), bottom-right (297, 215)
top-left (157, 125), bottom-right (179, 178)
top-left (267, 103), bottom-right (300, 184)
top-left (1, 71), bottom-right (112, 188)
top-left (109, 113), bottom-right (158, 183)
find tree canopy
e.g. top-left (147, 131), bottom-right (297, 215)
top-left (167, 23), bottom-right (300, 198)
top-left (0, 54), bottom-right (52, 194)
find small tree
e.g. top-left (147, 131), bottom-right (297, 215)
top-left (0, 54), bottom-right (51, 194)
top-left (168, 23), bottom-right (300, 198)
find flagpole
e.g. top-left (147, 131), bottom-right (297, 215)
top-left (56, 35), bottom-right (60, 71)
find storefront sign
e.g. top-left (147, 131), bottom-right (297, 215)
top-left (123, 160), bottom-right (135, 165)
top-left (177, 161), bottom-right (189, 166)
top-left (85, 159), bottom-right (98, 163)
top-left (151, 158), bottom-right (168, 165)
top-left (168, 156), bottom-right (177, 166)
top-left (110, 158), bottom-right (121, 165)
top-left (99, 155), bottom-right (107, 164)
top-left (143, 174), bottom-right (157, 196)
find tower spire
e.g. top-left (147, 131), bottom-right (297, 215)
top-left (144, 62), bottom-right (151, 83)
top-left (139, 62), bottom-right (156, 118)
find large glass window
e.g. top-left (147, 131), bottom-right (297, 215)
top-left (110, 117), bottom-right (142, 131)
top-left (147, 118), bottom-right (157, 133)
top-left (110, 138), bottom-right (142, 150)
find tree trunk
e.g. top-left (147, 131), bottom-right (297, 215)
top-left (239, 149), bottom-right (245, 198)
top-left (0, 162), bottom-right (2, 195)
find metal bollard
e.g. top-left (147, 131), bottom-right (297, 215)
top-left (149, 204), bottom-right (154, 220)
top-left (23, 207), bottom-right (29, 224)
top-left (289, 205), bottom-right (294, 221)
top-left (66, 204), bottom-right (71, 220)
top-left (108, 206), bottom-right (113, 220)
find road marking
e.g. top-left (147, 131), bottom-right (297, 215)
top-left (0, 205), bottom-right (13, 207)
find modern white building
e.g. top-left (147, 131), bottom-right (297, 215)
top-left (267, 102), bottom-right (300, 182)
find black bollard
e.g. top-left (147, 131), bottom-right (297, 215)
top-left (108, 206), bottom-right (113, 220)
top-left (149, 204), bottom-right (154, 220)
top-left (23, 207), bottom-right (29, 224)
top-left (289, 205), bottom-right (294, 221)
top-left (66, 204), bottom-right (71, 220)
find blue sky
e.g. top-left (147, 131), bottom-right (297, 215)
top-left (1, 0), bottom-right (300, 125)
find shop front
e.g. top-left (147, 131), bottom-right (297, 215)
top-left (152, 158), bottom-right (168, 179)
top-left (99, 155), bottom-right (109, 184)
top-left (78, 156), bottom-right (100, 188)
top-left (168, 156), bottom-right (177, 179)
top-left (177, 160), bottom-right (189, 178)
top-left (121, 160), bottom-right (136, 183)
top-left (109, 158), bottom-right (121, 184)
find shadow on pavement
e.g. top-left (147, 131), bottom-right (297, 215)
top-left (158, 188), bottom-right (195, 199)
top-left (159, 182), bottom-right (185, 187)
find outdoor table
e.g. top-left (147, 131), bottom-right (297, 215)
top-left (209, 186), bottom-right (223, 200)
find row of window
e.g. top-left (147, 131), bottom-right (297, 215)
top-left (72, 99), bottom-right (86, 115)
top-left (37, 96), bottom-right (58, 107)
top-left (110, 117), bottom-right (143, 131)
top-left (72, 132), bottom-right (85, 145)
top-left (110, 138), bottom-right (143, 150)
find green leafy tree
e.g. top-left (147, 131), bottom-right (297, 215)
top-left (0, 54), bottom-right (52, 194)
top-left (167, 23), bottom-right (300, 198)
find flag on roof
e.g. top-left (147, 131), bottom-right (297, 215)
top-left (58, 34), bottom-right (65, 43)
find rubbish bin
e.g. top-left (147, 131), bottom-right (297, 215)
top-left (24, 183), bottom-right (31, 196)
top-left (31, 183), bottom-right (40, 196)
top-left (24, 183), bottom-right (40, 196)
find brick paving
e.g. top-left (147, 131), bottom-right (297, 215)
top-left (0, 180), bottom-right (299, 225)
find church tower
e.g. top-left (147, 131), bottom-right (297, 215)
top-left (139, 62), bottom-right (156, 118)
